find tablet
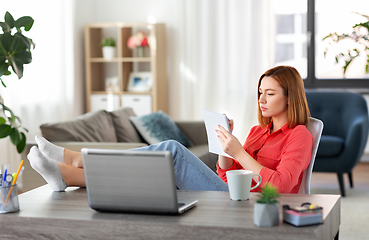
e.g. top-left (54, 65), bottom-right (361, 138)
top-left (202, 109), bottom-right (231, 158)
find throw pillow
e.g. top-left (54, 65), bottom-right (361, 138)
top-left (129, 111), bottom-right (192, 147)
top-left (40, 110), bottom-right (117, 142)
top-left (110, 107), bottom-right (144, 143)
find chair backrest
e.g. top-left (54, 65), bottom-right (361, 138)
top-left (305, 90), bottom-right (367, 139)
top-left (298, 117), bottom-right (324, 194)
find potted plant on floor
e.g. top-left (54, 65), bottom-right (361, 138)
top-left (101, 37), bottom-right (116, 60)
top-left (323, 12), bottom-right (369, 76)
top-left (254, 184), bottom-right (280, 227)
top-left (0, 11), bottom-right (35, 153)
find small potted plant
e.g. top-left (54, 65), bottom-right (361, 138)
top-left (254, 184), bottom-right (280, 227)
top-left (101, 37), bottom-right (116, 60)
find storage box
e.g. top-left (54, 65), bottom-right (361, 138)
top-left (121, 95), bottom-right (152, 116)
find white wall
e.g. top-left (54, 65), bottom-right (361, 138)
top-left (74, 0), bottom-right (182, 119)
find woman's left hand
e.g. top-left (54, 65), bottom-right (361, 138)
top-left (216, 125), bottom-right (244, 159)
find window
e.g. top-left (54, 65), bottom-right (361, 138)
top-left (274, 0), bottom-right (369, 88)
top-left (273, 0), bottom-right (308, 78)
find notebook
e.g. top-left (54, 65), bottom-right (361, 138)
top-left (81, 148), bottom-right (198, 214)
top-left (202, 109), bottom-right (231, 157)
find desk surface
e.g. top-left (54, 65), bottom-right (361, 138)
top-left (0, 185), bottom-right (340, 240)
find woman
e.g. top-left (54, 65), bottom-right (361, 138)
top-left (28, 65), bottom-right (312, 194)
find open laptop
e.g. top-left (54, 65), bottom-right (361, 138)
top-left (81, 148), bottom-right (198, 214)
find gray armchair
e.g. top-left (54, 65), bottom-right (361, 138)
top-left (305, 90), bottom-right (369, 196)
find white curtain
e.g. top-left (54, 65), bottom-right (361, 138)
top-left (0, 1), bottom-right (80, 172)
top-left (177, 0), bottom-right (275, 141)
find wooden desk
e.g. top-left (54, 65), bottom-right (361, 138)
top-left (0, 185), bottom-right (340, 240)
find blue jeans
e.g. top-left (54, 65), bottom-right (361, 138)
top-left (134, 140), bottom-right (229, 191)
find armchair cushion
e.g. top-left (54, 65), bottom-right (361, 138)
top-left (316, 135), bottom-right (344, 157)
top-left (40, 110), bottom-right (117, 142)
top-left (129, 111), bottom-right (193, 147)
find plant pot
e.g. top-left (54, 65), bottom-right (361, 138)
top-left (102, 46), bottom-right (115, 60)
top-left (254, 202), bottom-right (279, 227)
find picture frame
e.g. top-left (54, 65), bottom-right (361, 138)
top-left (105, 76), bottom-right (120, 92)
top-left (127, 72), bottom-right (153, 92)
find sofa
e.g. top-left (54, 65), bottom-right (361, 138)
top-left (20, 108), bottom-right (217, 192)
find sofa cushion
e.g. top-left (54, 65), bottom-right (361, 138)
top-left (110, 108), bottom-right (143, 143)
top-left (316, 135), bottom-right (345, 157)
top-left (40, 110), bottom-right (117, 142)
top-left (129, 111), bottom-right (192, 147)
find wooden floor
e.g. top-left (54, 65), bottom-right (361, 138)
top-left (310, 162), bottom-right (369, 239)
top-left (310, 162), bottom-right (369, 194)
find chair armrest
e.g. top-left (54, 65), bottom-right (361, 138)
top-left (341, 116), bottom-right (369, 169)
top-left (175, 121), bottom-right (208, 146)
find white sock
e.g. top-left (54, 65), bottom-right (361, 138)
top-left (35, 135), bottom-right (65, 164)
top-left (27, 146), bottom-right (67, 192)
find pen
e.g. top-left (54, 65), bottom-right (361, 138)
top-left (2, 169), bottom-right (7, 187)
top-left (5, 160), bottom-right (24, 204)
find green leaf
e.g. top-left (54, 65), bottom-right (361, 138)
top-left (0, 22), bottom-right (10, 32)
top-left (0, 48), bottom-right (6, 60)
top-left (14, 32), bottom-right (32, 50)
top-left (0, 61), bottom-right (8, 77)
top-left (12, 50), bottom-right (32, 64)
top-left (4, 12), bottom-right (15, 29)
top-left (0, 77), bottom-right (6, 87)
top-left (256, 184), bottom-right (280, 204)
top-left (10, 127), bottom-right (21, 145)
top-left (9, 56), bottom-right (24, 79)
top-left (0, 124), bottom-right (12, 138)
top-left (0, 32), bottom-right (12, 52)
top-left (15, 16), bottom-right (34, 31)
top-left (10, 33), bottom-right (26, 53)
top-left (0, 117), bottom-right (5, 125)
top-left (16, 132), bottom-right (26, 153)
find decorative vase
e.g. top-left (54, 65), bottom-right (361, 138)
top-left (254, 202), bottom-right (279, 227)
top-left (137, 47), bottom-right (144, 57)
top-left (102, 46), bottom-right (115, 60)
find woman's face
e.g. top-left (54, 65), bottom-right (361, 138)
top-left (258, 76), bottom-right (288, 120)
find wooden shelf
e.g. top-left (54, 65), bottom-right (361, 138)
top-left (85, 23), bottom-right (167, 114)
top-left (89, 57), bottom-right (151, 62)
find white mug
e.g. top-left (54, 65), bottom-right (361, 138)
top-left (226, 170), bottom-right (262, 201)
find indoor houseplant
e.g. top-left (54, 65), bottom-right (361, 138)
top-left (322, 12), bottom-right (369, 76)
top-left (101, 37), bottom-right (115, 60)
top-left (254, 184), bottom-right (280, 227)
top-left (0, 11), bottom-right (35, 153)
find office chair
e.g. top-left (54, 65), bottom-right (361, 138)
top-left (298, 117), bottom-right (324, 194)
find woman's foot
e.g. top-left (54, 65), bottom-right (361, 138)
top-left (27, 146), bottom-right (67, 191)
top-left (35, 135), bottom-right (65, 164)
top-left (35, 135), bottom-right (84, 168)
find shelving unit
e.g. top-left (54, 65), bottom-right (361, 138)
top-left (85, 22), bottom-right (167, 115)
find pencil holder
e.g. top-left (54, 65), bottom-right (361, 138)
top-left (0, 184), bottom-right (19, 213)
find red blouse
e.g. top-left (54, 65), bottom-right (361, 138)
top-left (216, 122), bottom-right (313, 194)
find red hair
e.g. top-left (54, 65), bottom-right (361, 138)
top-left (257, 66), bottom-right (310, 128)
